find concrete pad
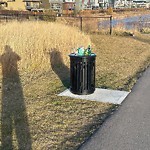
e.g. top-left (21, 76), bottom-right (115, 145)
top-left (58, 88), bottom-right (130, 104)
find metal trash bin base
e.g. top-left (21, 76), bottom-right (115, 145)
top-left (69, 53), bottom-right (96, 95)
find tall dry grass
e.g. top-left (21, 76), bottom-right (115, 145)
top-left (0, 21), bottom-right (91, 76)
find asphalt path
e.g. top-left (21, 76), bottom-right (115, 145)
top-left (79, 66), bottom-right (150, 150)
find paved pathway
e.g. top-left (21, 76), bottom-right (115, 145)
top-left (79, 66), bottom-right (150, 150)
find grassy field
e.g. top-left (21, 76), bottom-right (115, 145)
top-left (0, 21), bottom-right (150, 150)
top-left (92, 33), bottom-right (150, 91)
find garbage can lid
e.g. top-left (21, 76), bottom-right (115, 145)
top-left (69, 53), bottom-right (96, 57)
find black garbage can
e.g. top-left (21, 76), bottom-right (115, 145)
top-left (69, 53), bottom-right (96, 95)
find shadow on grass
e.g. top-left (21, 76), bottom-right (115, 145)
top-left (50, 49), bottom-right (70, 88)
top-left (0, 45), bottom-right (32, 149)
top-left (133, 36), bottom-right (150, 45)
top-left (59, 104), bottom-right (115, 150)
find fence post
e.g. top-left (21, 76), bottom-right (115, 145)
top-left (6, 15), bottom-right (8, 22)
top-left (110, 16), bottom-right (112, 35)
top-left (17, 14), bottom-right (19, 21)
top-left (80, 16), bottom-right (83, 31)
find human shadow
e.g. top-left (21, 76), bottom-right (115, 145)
top-left (0, 45), bottom-right (32, 150)
top-left (50, 50), bottom-right (70, 88)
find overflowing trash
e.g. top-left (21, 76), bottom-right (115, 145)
top-left (73, 45), bottom-right (92, 56)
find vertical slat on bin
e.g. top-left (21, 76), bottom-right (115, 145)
top-left (84, 61), bottom-right (87, 91)
top-left (70, 60), bottom-right (73, 90)
top-left (76, 61), bottom-right (79, 92)
top-left (91, 60), bottom-right (95, 89)
top-left (80, 61), bottom-right (83, 93)
top-left (87, 60), bottom-right (91, 90)
top-left (84, 59), bottom-right (89, 93)
top-left (74, 61), bottom-right (77, 91)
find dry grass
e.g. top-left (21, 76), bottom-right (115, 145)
top-left (141, 28), bottom-right (150, 34)
top-left (0, 21), bottom-right (91, 76)
top-left (91, 33), bottom-right (150, 91)
top-left (0, 71), bottom-right (112, 150)
top-left (22, 75), bottom-right (112, 150)
top-left (56, 17), bottom-right (111, 34)
top-left (112, 22), bottom-right (139, 35)
top-left (0, 20), bottom-right (150, 150)
top-left (0, 21), bottom-right (112, 150)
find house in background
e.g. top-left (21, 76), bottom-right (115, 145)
top-left (49, 0), bottom-right (63, 13)
top-left (1, 0), bottom-right (26, 10)
top-left (76, 0), bottom-right (100, 10)
top-left (63, 0), bottom-right (75, 10)
top-left (40, 0), bottom-right (49, 9)
top-left (1, 0), bottom-right (149, 12)
top-left (0, 0), bottom-right (43, 11)
top-left (49, 0), bottom-right (75, 14)
top-left (23, 0), bottom-right (41, 11)
top-left (113, 0), bottom-right (132, 8)
top-left (132, 0), bottom-right (150, 8)
top-left (98, 0), bottom-right (109, 8)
